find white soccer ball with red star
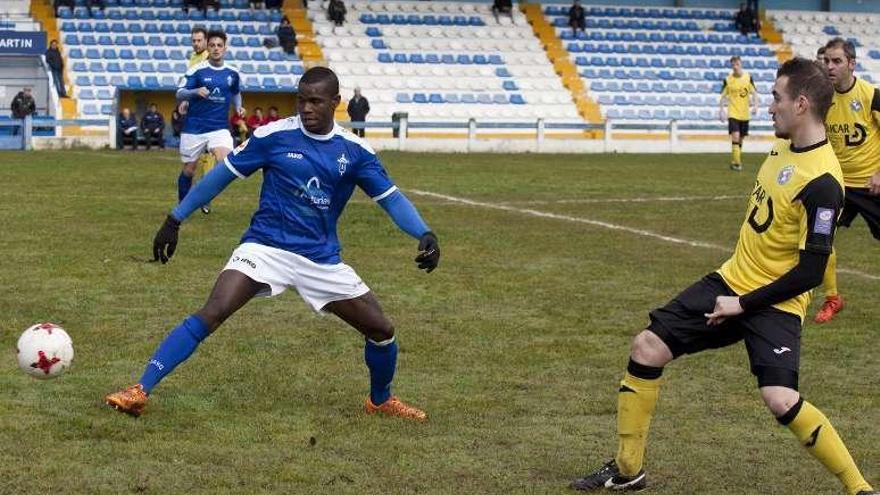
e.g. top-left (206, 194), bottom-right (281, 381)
top-left (16, 323), bottom-right (74, 379)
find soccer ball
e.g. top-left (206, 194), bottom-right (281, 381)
top-left (16, 323), bottom-right (74, 379)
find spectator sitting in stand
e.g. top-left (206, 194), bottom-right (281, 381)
top-left (86, 0), bottom-right (105, 17)
top-left (491, 0), bottom-right (513, 24)
top-left (277, 16), bottom-right (297, 54)
top-left (230, 108), bottom-right (248, 145)
top-left (265, 106), bottom-right (281, 124)
top-left (569, 0), bottom-right (586, 36)
top-left (54, 0), bottom-right (74, 16)
top-left (246, 106), bottom-right (267, 136)
top-left (118, 107), bottom-right (138, 150)
top-left (328, 0), bottom-right (346, 27)
top-left (734, 2), bottom-right (758, 35)
top-left (141, 103), bottom-right (165, 150)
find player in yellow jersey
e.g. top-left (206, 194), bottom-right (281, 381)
top-left (719, 55), bottom-right (759, 171)
top-left (182, 26), bottom-right (214, 214)
top-left (813, 37), bottom-right (880, 323)
top-left (571, 58), bottom-right (877, 495)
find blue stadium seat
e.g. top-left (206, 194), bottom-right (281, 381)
top-left (160, 76), bottom-right (177, 87)
top-left (444, 93), bottom-right (459, 103)
top-left (410, 53), bottom-right (424, 63)
top-left (366, 27), bottom-right (381, 37)
top-left (240, 63), bottom-right (255, 74)
top-left (246, 38), bottom-right (262, 48)
top-left (393, 53), bottom-right (407, 63)
top-left (143, 76), bottom-right (160, 88)
top-left (378, 52), bottom-right (392, 63)
top-left (80, 35), bottom-right (97, 45)
top-left (88, 61), bottom-right (104, 72)
top-left (425, 54), bottom-right (439, 64)
top-left (231, 37), bottom-right (245, 47)
top-left (123, 61), bottom-right (138, 72)
top-left (495, 67), bottom-right (511, 78)
top-left (429, 93), bottom-right (444, 103)
top-left (97, 88), bottom-right (114, 99)
top-left (457, 54), bottom-right (472, 64)
top-left (396, 93), bottom-right (411, 103)
top-left (64, 34), bottom-right (80, 45)
top-left (291, 65), bottom-right (304, 75)
top-left (94, 22), bottom-right (110, 33)
top-left (257, 64), bottom-right (272, 74)
top-left (85, 48), bottom-right (101, 59)
top-left (473, 54), bottom-right (488, 65)
top-left (477, 93), bottom-right (492, 104)
top-left (94, 75), bottom-right (109, 86)
top-left (140, 62), bottom-right (155, 73)
top-left (502, 81), bottom-right (518, 91)
top-left (76, 75), bottom-right (92, 86)
top-left (244, 76), bottom-right (260, 88)
top-left (72, 61), bottom-right (87, 72)
top-left (83, 104), bottom-right (99, 115)
top-left (492, 94), bottom-right (508, 104)
top-left (460, 93), bottom-right (476, 104)
top-left (371, 39), bottom-right (386, 50)
top-left (252, 51), bottom-right (267, 61)
top-left (413, 93), bottom-right (428, 103)
top-left (278, 77), bottom-right (296, 90)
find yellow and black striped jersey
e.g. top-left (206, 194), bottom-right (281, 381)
top-left (718, 139), bottom-right (844, 319)
top-left (721, 72), bottom-right (756, 121)
top-left (825, 77), bottom-right (880, 188)
top-left (188, 50), bottom-right (208, 68)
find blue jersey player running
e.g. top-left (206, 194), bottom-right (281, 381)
top-left (176, 30), bottom-right (244, 207)
top-left (105, 67), bottom-right (440, 421)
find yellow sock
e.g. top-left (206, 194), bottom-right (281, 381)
top-left (784, 400), bottom-right (872, 495)
top-left (823, 249), bottom-right (839, 298)
top-left (732, 142), bottom-right (742, 165)
top-left (615, 369), bottom-right (662, 476)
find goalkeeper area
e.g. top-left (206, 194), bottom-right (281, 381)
top-left (0, 149), bottom-right (877, 494)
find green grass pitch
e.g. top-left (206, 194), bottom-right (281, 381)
top-left (0, 149), bottom-right (877, 494)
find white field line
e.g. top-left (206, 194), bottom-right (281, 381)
top-left (410, 189), bottom-right (880, 282)
top-left (498, 194), bottom-right (742, 205)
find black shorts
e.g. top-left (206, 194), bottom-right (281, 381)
top-left (647, 273), bottom-right (801, 389)
top-left (728, 118), bottom-right (749, 137)
top-left (838, 187), bottom-right (880, 240)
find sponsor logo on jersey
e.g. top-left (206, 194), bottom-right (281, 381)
top-left (776, 165), bottom-right (794, 185)
top-left (850, 99), bottom-right (862, 112)
top-left (287, 152), bottom-right (304, 160)
top-left (300, 176), bottom-right (331, 209)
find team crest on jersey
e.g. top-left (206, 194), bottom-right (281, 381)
top-left (337, 153), bottom-right (349, 175)
top-left (227, 75), bottom-right (233, 87)
top-left (777, 165), bottom-right (794, 185)
top-left (850, 99), bottom-right (862, 112)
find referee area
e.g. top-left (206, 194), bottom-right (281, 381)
top-left (0, 149), bottom-right (877, 494)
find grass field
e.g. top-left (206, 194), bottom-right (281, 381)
top-left (0, 149), bottom-right (877, 495)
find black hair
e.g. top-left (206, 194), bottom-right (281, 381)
top-left (824, 37), bottom-right (856, 61)
top-left (191, 25), bottom-right (207, 37)
top-left (206, 30), bottom-right (227, 44)
top-left (299, 66), bottom-right (339, 96)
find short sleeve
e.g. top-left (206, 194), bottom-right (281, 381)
top-left (355, 152), bottom-right (396, 200)
top-left (178, 71), bottom-right (197, 90)
top-left (796, 173), bottom-right (844, 254)
top-left (231, 71), bottom-right (241, 94)
top-left (224, 135), bottom-right (266, 178)
top-left (720, 79), bottom-right (727, 94)
top-left (749, 75), bottom-right (756, 91)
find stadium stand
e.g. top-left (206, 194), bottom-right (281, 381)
top-left (544, 4), bottom-right (778, 124)
top-left (768, 10), bottom-right (879, 84)
top-left (308, 0), bottom-right (583, 123)
top-left (56, 0), bottom-right (304, 118)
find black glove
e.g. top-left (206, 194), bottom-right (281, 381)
top-left (415, 231), bottom-right (440, 273)
top-left (152, 215), bottom-right (181, 264)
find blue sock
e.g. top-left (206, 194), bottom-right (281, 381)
top-left (139, 315), bottom-right (210, 394)
top-left (177, 172), bottom-right (193, 202)
top-left (364, 337), bottom-right (397, 405)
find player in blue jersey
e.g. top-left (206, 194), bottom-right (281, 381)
top-left (105, 67), bottom-right (440, 421)
top-left (176, 30), bottom-right (244, 209)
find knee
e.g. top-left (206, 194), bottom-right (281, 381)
top-left (366, 321), bottom-right (394, 343)
top-left (630, 330), bottom-right (673, 367)
top-left (760, 386), bottom-right (800, 417)
top-left (194, 306), bottom-right (227, 333)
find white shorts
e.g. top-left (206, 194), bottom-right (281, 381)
top-left (179, 129), bottom-right (233, 163)
top-left (222, 242), bottom-right (370, 312)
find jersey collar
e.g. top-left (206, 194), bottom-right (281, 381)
top-left (298, 116), bottom-right (340, 141)
top-left (789, 139), bottom-right (828, 153)
top-left (835, 76), bottom-right (857, 94)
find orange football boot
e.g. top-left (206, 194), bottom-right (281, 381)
top-left (814, 295), bottom-right (844, 324)
top-left (365, 396), bottom-right (427, 422)
top-left (105, 384), bottom-right (148, 417)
